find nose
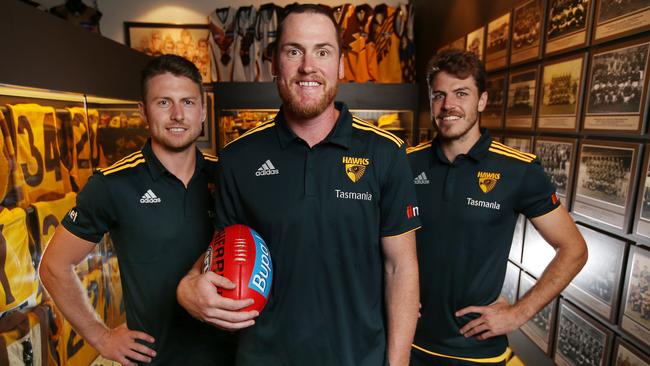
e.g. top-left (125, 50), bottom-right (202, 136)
top-left (442, 95), bottom-right (456, 112)
top-left (299, 54), bottom-right (316, 74)
top-left (171, 103), bottom-right (184, 122)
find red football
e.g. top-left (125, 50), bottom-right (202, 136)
top-left (202, 224), bottom-right (273, 313)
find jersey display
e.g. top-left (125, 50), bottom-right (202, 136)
top-left (0, 207), bottom-right (39, 316)
top-left (407, 130), bottom-right (559, 361)
top-left (398, 3), bottom-right (416, 83)
top-left (233, 6), bottom-right (258, 82)
top-left (7, 104), bottom-right (69, 207)
top-left (31, 192), bottom-right (76, 255)
top-left (209, 7), bottom-right (237, 82)
top-left (0, 113), bottom-right (13, 205)
top-left (86, 109), bottom-right (107, 169)
top-left (66, 107), bottom-right (93, 189)
top-left (341, 4), bottom-right (378, 82)
top-left (370, 4), bottom-right (403, 83)
top-left (255, 3), bottom-right (280, 82)
top-left (0, 304), bottom-right (49, 366)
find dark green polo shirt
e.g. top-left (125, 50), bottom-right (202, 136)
top-left (216, 102), bottom-right (421, 366)
top-left (407, 129), bottom-right (559, 360)
top-left (62, 139), bottom-right (235, 365)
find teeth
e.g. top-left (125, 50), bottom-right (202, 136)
top-left (442, 116), bottom-right (461, 121)
top-left (169, 128), bottom-right (185, 132)
top-left (299, 81), bottom-right (320, 87)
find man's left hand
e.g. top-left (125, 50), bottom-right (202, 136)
top-left (455, 297), bottom-right (527, 340)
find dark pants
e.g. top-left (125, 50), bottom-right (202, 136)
top-left (410, 347), bottom-right (506, 366)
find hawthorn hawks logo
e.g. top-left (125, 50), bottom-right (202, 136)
top-left (477, 171), bottom-right (501, 194)
top-left (343, 156), bottom-right (370, 183)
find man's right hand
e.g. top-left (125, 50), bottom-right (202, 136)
top-left (93, 324), bottom-right (156, 366)
top-left (177, 269), bottom-right (259, 330)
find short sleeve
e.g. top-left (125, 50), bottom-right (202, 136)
top-left (61, 173), bottom-right (115, 243)
top-left (380, 145), bottom-right (421, 237)
top-left (516, 160), bottom-right (561, 218)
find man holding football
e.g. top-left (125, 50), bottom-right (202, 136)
top-left (177, 4), bottom-right (421, 366)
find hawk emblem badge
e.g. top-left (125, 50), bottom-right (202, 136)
top-left (477, 171), bottom-right (501, 194)
top-left (342, 156), bottom-right (370, 183)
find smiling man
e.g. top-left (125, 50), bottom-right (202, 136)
top-left (177, 4), bottom-right (421, 366)
top-left (407, 49), bottom-right (587, 365)
top-left (39, 55), bottom-right (235, 365)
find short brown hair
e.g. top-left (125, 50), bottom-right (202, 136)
top-left (426, 49), bottom-right (486, 93)
top-left (140, 54), bottom-right (204, 103)
top-left (275, 4), bottom-right (342, 56)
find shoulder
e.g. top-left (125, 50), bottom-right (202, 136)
top-left (222, 119), bottom-right (276, 153)
top-left (201, 151), bottom-right (219, 166)
top-left (350, 115), bottom-right (405, 150)
top-left (487, 140), bottom-right (538, 166)
top-left (96, 151), bottom-right (146, 178)
top-left (406, 141), bottom-right (432, 156)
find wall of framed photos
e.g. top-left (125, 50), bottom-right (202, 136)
top-left (433, 0), bottom-right (650, 364)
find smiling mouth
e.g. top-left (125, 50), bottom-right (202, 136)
top-left (167, 127), bottom-right (187, 133)
top-left (297, 81), bottom-right (322, 87)
top-left (437, 115), bottom-right (462, 121)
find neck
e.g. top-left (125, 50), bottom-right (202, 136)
top-left (151, 141), bottom-right (197, 187)
top-left (439, 128), bottom-right (482, 163)
top-left (284, 104), bottom-right (339, 147)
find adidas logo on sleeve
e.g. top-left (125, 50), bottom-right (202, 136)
top-left (140, 189), bottom-right (162, 203)
top-left (414, 172), bottom-right (430, 185)
top-left (255, 159), bottom-right (279, 176)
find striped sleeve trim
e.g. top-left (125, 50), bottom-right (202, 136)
top-left (101, 158), bottom-right (146, 175)
top-left (412, 344), bottom-right (511, 363)
top-left (98, 152), bottom-right (144, 175)
top-left (202, 153), bottom-right (218, 162)
top-left (489, 142), bottom-right (536, 163)
top-left (407, 142), bottom-right (432, 154)
top-left (224, 120), bottom-right (276, 148)
top-left (351, 116), bottom-right (403, 147)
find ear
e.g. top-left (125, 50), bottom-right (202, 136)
top-left (201, 94), bottom-right (208, 123)
top-left (338, 53), bottom-right (345, 80)
top-left (477, 91), bottom-right (488, 112)
top-left (138, 102), bottom-right (149, 126)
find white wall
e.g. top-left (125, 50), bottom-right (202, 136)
top-left (40, 0), bottom-right (402, 45)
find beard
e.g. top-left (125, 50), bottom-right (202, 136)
top-left (277, 76), bottom-right (338, 119)
top-left (433, 110), bottom-right (479, 141)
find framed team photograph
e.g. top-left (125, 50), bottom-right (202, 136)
top-left (593, 0), bottom-right (650, 44)
top-left (466, 26), bottom-right (486, 61)
top-left (519, 271), bottom-right (558, 355)
top-left (620, 244), bottom-right (650, 348)
top-left (486, 13), bottom-right (511, 71)
top-left (535, 137), bottom-right (577, 207)
top-left (583, 38), bottom-right (650, 134)
top-left (501, 261), bottom-right (520, 305)
top-left (634, 145), bottom-right (650, 241)
top-left (613, 337), bottom-right (650, 365)
top-left (506, 65), bottom-right (540, 129)
top-left (509, 215), bottom-right (526, 263)
top-left (545, 0), bottom-right (594, 55)
top-left (537, 54), bottom-right (587, 131)
top-left (554, 299), bottom-right (614, 366)
top-left (504, 135), bottom-right (533, 153)
top-left (124, 22), bottom-right (212, 83)
top-left (482, 73), bottom-right (507, 128)
top-left (511, 0), bottom-right (545, 65)
top-left (450, 36), bottom-right (466, 50)
top-left (196, 91), bottom-right (216, 154)
top-left (572, 140), bottom-right (640, 232)
top-left (522, 220), bottom-right (556, 278)
top-left (563, 224), bottom-right (626, 323)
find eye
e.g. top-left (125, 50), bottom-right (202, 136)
top-left (431, 93), bottom-right (444, 101)
top-left (317, 49), bottom-right (329, 57)
top-left (184, 99), bottom-right (195, 106)
top-left (288, 48), bottom-right (302, 57)
top-left (456, 91), bottom-right (468, 97)
top-left (158, 99), bottom-right (169, 107)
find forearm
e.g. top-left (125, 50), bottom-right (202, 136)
top-left (40, 262), bottom-right (108, 347)
top-left (385, 263), bottom-right (419, 366)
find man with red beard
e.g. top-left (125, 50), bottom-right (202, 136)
top-left (177, 4), bottom-right (421, 366)
top-left (407, 49), bottom-right (587, 365)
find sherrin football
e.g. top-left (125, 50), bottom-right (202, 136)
top-left (202, 224), bottom-right (273, 313)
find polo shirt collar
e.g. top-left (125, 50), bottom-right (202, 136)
top-left (142, 138), bottom-right (207, 180)
top-left (275, 101), bottom-right (353, 149)
top-left (432, 128), bottom-right (492, 165)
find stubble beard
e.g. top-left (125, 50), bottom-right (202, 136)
top-left (434, 111), bottom-right (479, 142)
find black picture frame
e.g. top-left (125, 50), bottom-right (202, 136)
top-left (506, 64), bottom-right (540, 130)
top-left (534, 136), bottom-right (578, 207)
top-left (554, 299), bottom-right (614, 366)
top-left (537, 53), bottom-right (588, 132)
top-left (124, 21), bottom-right (212, 83)
top-left (486, 12), bottom-right (512, 71)
top-left (572, 140), bottom-right (640, 233)
top-left (613, 336), bottom-right (650, 365)
top-left (519, 271), bottom-right (558, 355)
top-left (196, 90), bottom-right (216, 155)
top-left (467, 26), bottom-right (486, 61)
top-left (545, 0), bottom-right (595, 56)
top-left (582, 36), bottom-right (650, 134)
top-left (482, 73), bottom-right (508, 129)
top-left (634, 145), bottom-right (650, 242)
top-left (620, 244), bottom-right (650, 349)
top-left (593, 0), bottom-right (650, 45)
top-left (511, 0), bottom-right (546, 65)
top-left (504, 134), bottom-right (534, 153)
top-left (563, 224), bottom-right (626, 323)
